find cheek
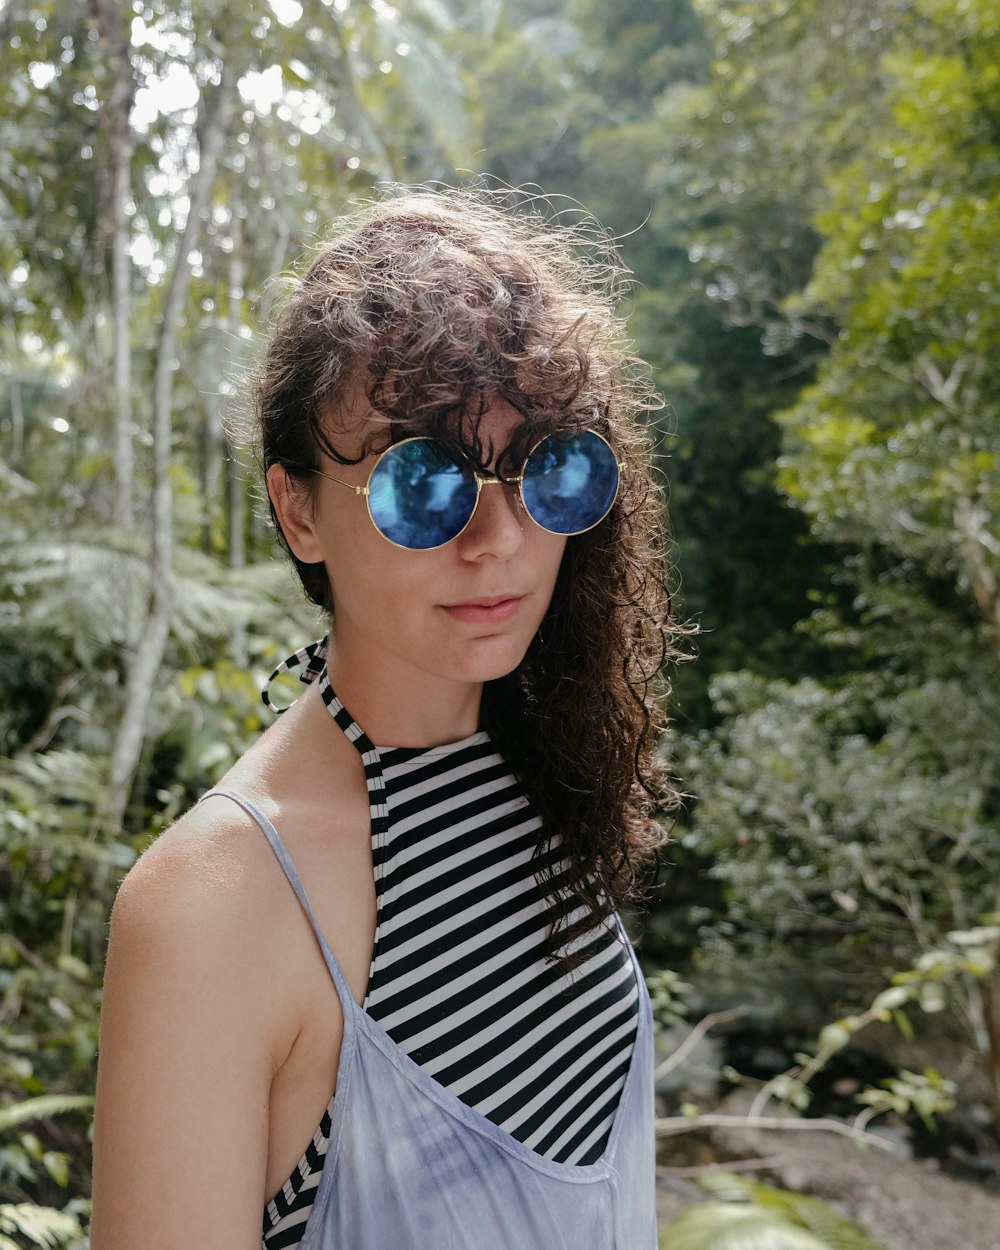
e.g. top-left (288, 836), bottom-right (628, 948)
top-left (322, 502), bottom-right (384, 580)
top-left (326, 532), bottom-right (433, 614)
top-left (537, 534), bottom-right (568, 583)
top-left (544, 536), bottom-right (570, 595)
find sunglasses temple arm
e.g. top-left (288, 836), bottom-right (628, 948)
top-left (313, 469), bottom-right (369, 497)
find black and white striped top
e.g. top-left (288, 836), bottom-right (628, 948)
top-left (262, 680), bottom-right (639, 1248)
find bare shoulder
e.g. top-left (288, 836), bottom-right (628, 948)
top-left (107, 684), bottom-right (376, 1033)
top-left (111, 680), bottom-right (360, 960)
top-left (92, 799), bottom-right (298, 1247)
top-left (92, 688), bottom-right (375, 1245)
top-left (107, 793), bottom-right (303, 1062)
top-left (110, 681), bottom-right (373, 999)
top-left (113, 792), bottom-right (277, 935)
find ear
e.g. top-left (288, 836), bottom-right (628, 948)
top-left (266, 464), bottom-right (325, 564)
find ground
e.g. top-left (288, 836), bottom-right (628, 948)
top-left (655, 1115), bottom-right (1000, 1250)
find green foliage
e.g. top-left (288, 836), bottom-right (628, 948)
top-left (684, 670), bottom-right (999, 989)
top-left (759, 937), bottom-right (988, 1126)
top-left (855, 1068), bottom-right (956, 1131)
top-left (671, 0), bottom-right (1000, 1126)
top-left (0, 1202), bottom-right (84, 1250)
top-left (647, 968), bottom-right (696, 1031)
top-left (154, 656), bottom-right (276, 808)
top-left (0, 1097), bottom-right (92, 1246)
top-left (660, 1173), bottom-right (882, 1250)
top-left (777, 0), bottom-right (1000, 645)
top-left (0, 745), bottom-right (119, 1213)
top-left (4, 0), bottom-right (999, 1231)
top-left (650, 932), bottom-right (982, 1163)
top-left (0, 1099), bottom-right (94, 1137)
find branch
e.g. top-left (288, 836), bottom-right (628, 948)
top-left (657, 1156), bottom-right (779, 1178)
top-left (23, 699), bottom-right (88, 754)
top-left (654, 1007), bottom-right (749, 1083)
top-left (655, 1112), bottom-right (896, 1151)
top-left (0, 934), bottom-right (47, 972)
top-left (104, 58), bottom-right (234, 838)
top-left (914, 352), bottom-right (967, 414)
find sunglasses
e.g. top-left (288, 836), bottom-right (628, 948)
top-left (313, 430), bottom-right (621, 551)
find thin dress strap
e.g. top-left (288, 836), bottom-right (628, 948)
top-left (199, 787), bottom-right (356, 1010)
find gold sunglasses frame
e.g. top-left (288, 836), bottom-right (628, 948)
top-left (312, 431), bottom-right (622, 551)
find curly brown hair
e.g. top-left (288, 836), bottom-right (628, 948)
top-left (251, 185), bottom-right (685, 953)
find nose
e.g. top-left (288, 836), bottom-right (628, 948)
top-left (455, 478), bottom-right (525, 560)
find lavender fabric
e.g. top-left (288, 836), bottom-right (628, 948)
top-left (209, 788), bottom-right (658, 1250)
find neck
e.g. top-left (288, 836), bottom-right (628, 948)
top-left (324, 639), bottom-right (484, 749)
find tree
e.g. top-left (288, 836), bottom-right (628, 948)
top-left (0, 0), bottom-right (477, 1224)
top-left (684, 0), bottom-right (1000, 1119)
top-left (446, 0), bottom-right (843, 728)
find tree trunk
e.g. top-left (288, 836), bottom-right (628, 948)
top-left (979, 975), bottom-right (1000, 1127)
top-left (10, 375), bottom-right (24, 465)
top-left (226, 208), bottom-right (247, 664)
top-left (104, 67), bottom-right (232, 835)
top-left (94, 0), bottom-right (136, 530)
top-left (200, 390), bottom-right (219, 553)
top-left (109, 93), bottom-right (134, 530)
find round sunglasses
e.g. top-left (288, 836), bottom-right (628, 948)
top-left (312, 429), bottom-right (621, 551)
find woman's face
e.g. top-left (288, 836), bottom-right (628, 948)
top-left (268, 396), bottom-right (568, 697)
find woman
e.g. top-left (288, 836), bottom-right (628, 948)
top-left (91, 187), bottom-right (682, 1249)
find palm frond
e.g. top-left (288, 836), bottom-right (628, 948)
top-left (0, 1094), bottom-right (94, 1134)
top-left (660, 1174), bottom-right (884, 1250)
top-left (699, 1175), bottom-right (882, 1250)
top-left (660, 1202), bottom-right (829, 1250)
top-left (1, 749), bottom-right (105, 808)
top-left (0, 525), bottom-right (318, 660)
top-left (0, 1202), bottom-right (82, 1249)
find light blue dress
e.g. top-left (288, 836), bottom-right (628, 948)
top-left (212, 786), bottom-right (658, 1250)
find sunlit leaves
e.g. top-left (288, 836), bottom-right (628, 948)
top-left (660, 1172), bottom-right (881, 1250)
top-left (685, 666), bottom-right (1000, 987)
top-left (779, 0), bottom-right (1000, 635)
top-left (0, 1202), bottom-right (83, 1250)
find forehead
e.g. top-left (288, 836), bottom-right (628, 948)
top-left (323, 388), bottom-right (539, 469)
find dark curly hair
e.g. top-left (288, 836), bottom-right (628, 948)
top-left (251, 185), bottom-right (685, 954)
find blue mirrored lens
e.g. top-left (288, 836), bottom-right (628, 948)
top-left (521, 432), bottom-right (619, 535)
top-left (368, 440), bottom-right (478, 549)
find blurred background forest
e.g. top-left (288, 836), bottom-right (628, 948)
top-left (1, 0), bottom-right (998, 1245)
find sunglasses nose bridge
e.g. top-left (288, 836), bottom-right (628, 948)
top-left (459, 473), bottom-right (527, 541)
top-left (474, 474), bottom-right (526, 511)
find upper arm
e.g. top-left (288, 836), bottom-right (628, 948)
top-left (91, 821), bottom-right (286, 1250)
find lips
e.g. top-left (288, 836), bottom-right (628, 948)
top-left (441, 596), bottom-right (524, 624)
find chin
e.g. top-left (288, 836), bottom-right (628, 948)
top-left (480, 660), bottom-right (524, 683)
top-left (486, 647), bottom-right (534, 683)
top-left (455, 639), bottom-right (532, 685)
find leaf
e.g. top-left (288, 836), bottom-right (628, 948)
top-left (0, 1095), bottom-right (94, 1135)
top-left (660, 1201), bottom-right (830, 1250)
top-left (679, 1175), bottom-right (884, 1250)
top-left (870, 986), bottom-right (910, 1014)
top-left (892, 1008), bottom-right (914, 1040)
top-left (918, 983), bottom-right (946, 1014)
top-left (0, 1203), bottom-right (81, 1248)
top-left (42, 1151), bottom-right (70, 1189)
top-left (817, 1022), bottom-right (852, 1054)
top-left (947, 925), bottom-right (1000, 947)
